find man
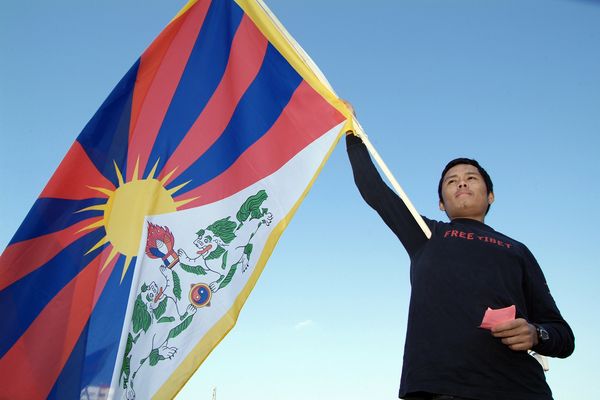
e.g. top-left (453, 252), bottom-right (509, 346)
top-left (345, 122), bottom-right (574, 399)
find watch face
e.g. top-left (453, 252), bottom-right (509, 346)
top-left (537, 326), bottom-right (550, 341)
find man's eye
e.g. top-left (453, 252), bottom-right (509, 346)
top-left (447, 180), bottom-right (455, 185)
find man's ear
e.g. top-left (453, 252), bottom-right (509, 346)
top-left (488, 192), bottom-right (495, 205)
top-left (439, 200), bottom-right (445, 211)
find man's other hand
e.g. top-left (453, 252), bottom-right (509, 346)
top-left (340, 99), bottom-right (355, 117)
top-left (491, 318), bottom-right (538, 351)
top-left (340, 99), bottom-right (357, 136)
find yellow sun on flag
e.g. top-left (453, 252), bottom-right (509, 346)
top-left (78, 158), bottom-right (196, 280)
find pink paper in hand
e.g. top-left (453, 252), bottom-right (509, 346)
top-left (479, 305), bottom-right (516, 330)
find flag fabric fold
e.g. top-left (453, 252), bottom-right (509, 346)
top-left (0, 0), bottom-right (354, 398)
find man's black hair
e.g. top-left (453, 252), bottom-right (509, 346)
top-left (438, 158), bottom-right (494, 214)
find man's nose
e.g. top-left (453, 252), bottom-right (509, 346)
top-left (458, 180), bottom-right (467, 188)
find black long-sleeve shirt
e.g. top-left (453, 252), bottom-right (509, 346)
top-left (347, 134), bottom-right (574, 400)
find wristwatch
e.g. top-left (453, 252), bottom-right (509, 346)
top-left (534, 324), bottom-right (550, 343)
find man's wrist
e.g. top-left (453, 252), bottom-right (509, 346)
top-left (532, 323), bottom-right (550, 346)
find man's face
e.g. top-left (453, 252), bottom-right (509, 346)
top-left (439, 164), bottom-right (494, 222)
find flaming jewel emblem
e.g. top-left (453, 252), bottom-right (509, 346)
top-left (145, 222), bottom-right (179, 269)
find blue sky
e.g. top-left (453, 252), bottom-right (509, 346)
top-left (1, 1), bottom-right (599, 399)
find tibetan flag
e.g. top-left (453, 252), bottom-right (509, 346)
top-left (0, 0), bottom-right (355, 399)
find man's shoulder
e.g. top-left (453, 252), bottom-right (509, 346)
top-left (483, 224), bottom-right (535, 258)
top-left (488, 225), bottom-right (528, 247)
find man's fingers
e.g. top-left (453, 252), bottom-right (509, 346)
top-left (491, 318), bottom-right (536, 351)
top-left (501, 336), bottom-right (527, 346)
top-left (492, 318), bottom-right (531, 337)
top-left (502, 336), bottom-right (533, 351)
top-left (492, 326), bottom-right (524, 338)
top-left (497, 330), bottom-right (535, 351)
top-left (340, 99), bottom-right (356, 116)
top-left (492, 318), bottom-right (527, 333)
top-left (508, 343), bottom-right (530, 351)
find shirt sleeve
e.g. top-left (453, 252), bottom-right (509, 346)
top-left (346, 134), bottom-right (431, 257)
top-left (522, 246), bottom-right (575, 358)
